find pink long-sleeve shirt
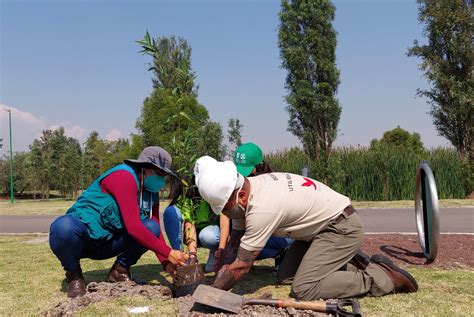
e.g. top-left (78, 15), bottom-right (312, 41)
top-left (100, 170), bottom-right (171, 267)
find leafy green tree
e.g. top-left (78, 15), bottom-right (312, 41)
top-left (136, 32), bottom-right (225, 168)
top-left (104, 138), bottom-right (132, 169)
top-left (370, 126), bottom-right (425, 155)
top-left (408, 0), bottom-right (473, 163)
top-left (136, 32), bottom-right (226, 244)
top-left (82, 132), bottom-right (133, 188)
top-left (137, 31), bottom-right (197, 96)
top-left (29, 130), bottom-right (54, 199)
top-left (227, 118), bottom-right (243, 154)
top-left (27, 128), bottom-right (82, 199)
top-left (0, 152), bottom-right (30, 196)
top-left (136, 88), bottom-right (209, 150)
top-left (57, 137), bottom-right (82, 199)
top-left (82, 131), bottom-right (108, 186)
top-left (196, 121), bottom-right (226, 160)
top-left (278, 0), bottom-right (341, 181)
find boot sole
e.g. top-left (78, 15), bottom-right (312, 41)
top-left (371, 254), bottom-right (419, 291)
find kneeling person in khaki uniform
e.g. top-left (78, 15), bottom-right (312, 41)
top-left (194, 156), bottom-right (418, 300)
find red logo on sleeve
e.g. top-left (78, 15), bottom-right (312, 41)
top-left (301, 177), bottom-right (317, 190)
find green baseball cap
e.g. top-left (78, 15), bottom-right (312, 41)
top-left (233, 142), bottom-right (263, 176)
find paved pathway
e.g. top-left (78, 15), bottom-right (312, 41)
top-left (1, 207), bottom-right (472, 234)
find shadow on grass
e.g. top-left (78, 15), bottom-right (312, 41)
top-left (380, 245), bottom-right (427, 265)
top-left (60, 264), bottom-right (172, 294)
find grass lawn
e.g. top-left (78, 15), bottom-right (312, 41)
top-left (1, 199), bottom-right (472, 216)
top-left (0, 235), bottom-right (473, 316)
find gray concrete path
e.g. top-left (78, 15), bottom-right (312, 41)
top-left (0, 207), bottom-right (472, 234)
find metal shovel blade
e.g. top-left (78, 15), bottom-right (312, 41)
top-left (192, 284), bottom-right (244, 314)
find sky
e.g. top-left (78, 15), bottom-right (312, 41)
top-left (0, 0), bottom-right (451, 156)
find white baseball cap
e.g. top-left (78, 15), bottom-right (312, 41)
top-left (194, 156), bottom-right (243, 215)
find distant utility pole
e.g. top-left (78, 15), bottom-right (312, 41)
top-left (4, 108), bottom-right (14, 203)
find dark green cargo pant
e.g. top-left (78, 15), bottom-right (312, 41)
top-left (277, 210), bottom-right (394, 300)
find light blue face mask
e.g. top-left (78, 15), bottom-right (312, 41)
top-left (144, 175), bottom-right (165, 193)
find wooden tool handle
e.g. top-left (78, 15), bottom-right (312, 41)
top-left (279, 298), bottom-right (327, 311)
top-left (245, 298), bottom-right (327, 312)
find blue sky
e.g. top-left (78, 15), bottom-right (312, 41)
top-left (0, 0), bottom-right (451, 156)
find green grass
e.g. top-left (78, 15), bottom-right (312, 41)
top-left (1, 199), bottom-right (472, 216)
top-left (0, 199), bottom-right (75, 215)
top-left (0, 235), bottom-right (473, 316)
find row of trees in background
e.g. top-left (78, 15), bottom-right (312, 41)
top-left (1, 125), bottom-right (469, 200)
top-left (0, 129), bottom-right (133, 199)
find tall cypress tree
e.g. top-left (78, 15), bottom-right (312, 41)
top-left (408, 0), bottom-right (473, 163)
top-left (278, 0), bottom-right (341, 180)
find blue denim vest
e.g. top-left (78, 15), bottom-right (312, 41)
top-left (67, 164), bottom-right (158, 240)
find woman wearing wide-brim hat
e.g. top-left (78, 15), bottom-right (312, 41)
top-left (49, 146), bottom-right (188, 298)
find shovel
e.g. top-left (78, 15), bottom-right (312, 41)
top-left (192, 285), bottom-right (361, 316)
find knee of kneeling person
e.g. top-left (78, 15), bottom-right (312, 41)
top-left (276, 272), bottom-right (293, 286)
top-left (163, 205), bottom-right (182, 220)
top-left (198, 227), bottom-right (219, 249)
top-left (290, 281), bottom-right (321, 301)
top-left (141, 218), bottom-right (161, 237)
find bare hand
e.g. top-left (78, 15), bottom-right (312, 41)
top-left (168, 250), bottom-right (188, 266)
top-left (165, 263), bottom-right (177, 276)
top-left (188, 254), bottom-right (198, 265)
top-left (213, 248), bottom-right (225, 272)
top-left (212, 264), bottom-right (229, 287)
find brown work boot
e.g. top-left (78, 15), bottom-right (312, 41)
top-left (371, 254), bottom-right (418, 293)
top-left (348, 250), bottom-right (370, 270)
top-left (65, 268), bottom-right (86, 298)
top-left (107, 261), bottom-right (131, 282)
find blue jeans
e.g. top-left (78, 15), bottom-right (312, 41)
top-left (199, 224), bottom-right (293, 260)
top-left (163, 205), bottom-right (183, 250)
top-left (49, 215), bottom-right (160, 272)
top-left (164, 205), bottom-right (293, 259)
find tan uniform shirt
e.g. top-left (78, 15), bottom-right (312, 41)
top-left (233, 173), bottom-right (351, 252)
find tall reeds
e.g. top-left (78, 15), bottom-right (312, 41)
top-left (265, 146), bottom-right (469, 200)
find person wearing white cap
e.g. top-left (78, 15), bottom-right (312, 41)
top-left (194, 152), bottom-right (292, 273)
top-left (194, 157), bottom-right (419, 300)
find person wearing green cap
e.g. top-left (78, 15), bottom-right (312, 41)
top-left (233, 142), bottom-right (273, 177)
top-left (207, 143), bottom-right (293, 273)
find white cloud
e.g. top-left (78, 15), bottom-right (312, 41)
top-left (1, 104), bottom-right (47, 154)
top-left (105, 128), bottom-right (123, 141)
top-left (0, 104), bottom-right (88, 154)
top-left (0, 106), bottom-right (46, 126)
top-left (48, 124), bottom-right (87, 141)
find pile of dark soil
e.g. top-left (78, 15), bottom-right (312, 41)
top-left (175, 295), bottom-right (330, 317)
top-left (43, 281), bottom-right (172, 316)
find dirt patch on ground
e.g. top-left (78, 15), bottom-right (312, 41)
top-left (44, 281), bottom-right (172, 316)
top-left (361, 233), bottom-right (473, 269)
top-left (44, 234), bottom-right (472, 316)
top-left (175, 295), bottom-right (330, 317)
